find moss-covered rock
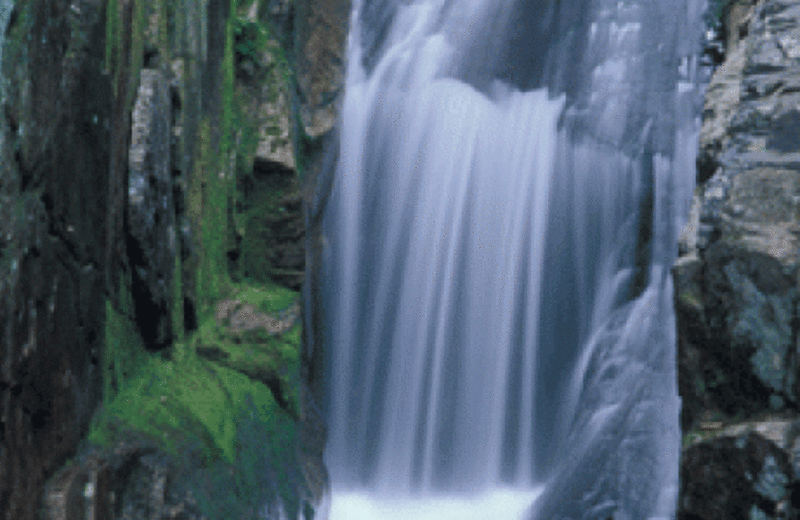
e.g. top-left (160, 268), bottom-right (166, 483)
top-left (0, 0), bottom-right (335, 517)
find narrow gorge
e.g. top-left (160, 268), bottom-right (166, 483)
top-left (0, 0), bottom-right (797, 519)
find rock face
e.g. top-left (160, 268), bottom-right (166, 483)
top-left (681, 428), bottom-right (799, 520)
top-left (0, 0), bottom-right (110, 517)
top-left (0, 0), bottom-right (342, 517)
top-left (294, 0), bottom-right (351, 405)
top-left (294, 0), bottom-right (349, 138)
top-left (675, 0), bottom-right (800, 517)
top-left (43, 439), bottom-right (207, 520)
top-left (128, 69), bottom-right (175, 350)
top-left (674, 0), bottom-right (800, 432)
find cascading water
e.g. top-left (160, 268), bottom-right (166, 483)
top-left (319, 0), bottom-right (707, 518)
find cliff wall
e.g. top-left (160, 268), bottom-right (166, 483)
top-left (675, 0), bottom-right (800, 518)
top-left (0, 0), bottom-right (349, 518)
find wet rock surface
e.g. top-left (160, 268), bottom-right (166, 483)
top-left (676, 0), bottom-right (800, 517)
top-left (675, 0), bottom-right (800, 433)
top-left (43, 393), bottom-right (329, 520)
top-left (0, 0), bottom-right (339, 516)
top-left (43, 439), bottom-right (208, 520)
top-left (680, 429), bottom-right (799, 520)
top-left (0, 0), bottom-right (110, 517)
top-left (128, 68), bottom-right (175, 350)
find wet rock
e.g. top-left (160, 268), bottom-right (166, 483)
top-left (205, 294), bottom-right (302, 414)
top-left (680, 428), bottom-right (800, 520)
top-left (235, 160), bottom-right (305, 291)
top-left (214, 297), bottom-right (300, 335)
top-left (678, 414), bottom-right (800, 520)
top-left (294, 0), bottom-right (350, 137)
top-left (43, 438), bottom-right (209, 520)
top-left (674, 0), bottom-right (800, 431)
top-left (128, 68), bottom-right (175, 350)
top-left (0, 0), bottom-right (110, 517)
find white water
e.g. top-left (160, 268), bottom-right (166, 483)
top-left (320, 0), bottom-right (704, 518)
top-left (330, 488), bottom-right (542, 520)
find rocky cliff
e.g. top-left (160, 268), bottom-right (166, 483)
top-left (0, 0), bottom-right (348, 518)
top-left (674, 0), bottom-right (800, 518)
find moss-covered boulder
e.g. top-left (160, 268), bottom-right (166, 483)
top-left (44, 281), bottom-right (327, 520)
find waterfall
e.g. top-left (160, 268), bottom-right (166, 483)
top-left (320, 0), bottom-right (706, 518)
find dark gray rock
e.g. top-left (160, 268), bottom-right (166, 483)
top-left (43, 437), bottom-right (208, 520)
top-left (0, 0), bottom-right (111, 517)
top-left (674, 0), bottom-right (800, 431)
top-left (680, 431), bottom-right (798, 520)
top-left (128, 69), bottom-right (175, 350)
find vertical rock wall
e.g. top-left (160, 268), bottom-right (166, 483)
top-left (676, 0), bottom-right (800, 430)
top-left (0, 0), bottom-right (111, 517)
top-left (0, 0), bottom-right (348, 517)
top-left (675, 0), bottom-right (800, 517)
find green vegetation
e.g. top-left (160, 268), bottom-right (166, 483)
top-left (234, 17), bottom-right (266, 66)
top-left (103, 278), bottom-right (151, 404)
top-left (91, 0), bottom-right (309, 516)
top-left (704, 0), bottom-right (733, 28)
top-left (93, 279), bottom-right (302, 515)
top-left (234, 166), bottom-right (300, 285)
top-left (232, 13), bottom-right (293, 85)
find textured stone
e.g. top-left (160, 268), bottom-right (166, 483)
top-left (674, 0), bottom-right (800, 431)
top-left (0, 0), bottom-right (111, 518)
top-left (43, 439), bottom-right (208, 520)
top-left (128, 69), bottom-right (175, 350)
top-left (0, 0), bottom-right (332, 517)
top-left (294, 0), bottom-right (350, 137)
top-left (680, 429), bottom-right (800, 520)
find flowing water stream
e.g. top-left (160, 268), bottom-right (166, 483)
top-left (319, 0), bottom-right (707, 518)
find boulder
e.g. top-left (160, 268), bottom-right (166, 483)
top-left (43, 439), bottom-right (207, 520)
top-left (680, 430), bottom-right (798, 520)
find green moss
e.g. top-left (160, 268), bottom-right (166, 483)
top-left (225, 281), bottom-right (297, 314)
top-left (191, 116), bottom-right (234, 317)
top-left (173, 250), bottom-right (185, 343)
top-left (88, 0), bottom-right (308, 514)
top-left (88, 346), bottom-right (282, 467)
top-left (129, 0), bottom-right (144, 102)
top-left (191, 280), bottom-right (301, 416)
top-left (705, 0), bottom-right (733, 28)
top-left (233, 17), bottom-right (264, 65)
top-left (104, 273), bottom-right (150, 405)
top-left (92, 274), bottom-right (302, 465)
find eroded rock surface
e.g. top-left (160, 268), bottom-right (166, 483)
top-left (0, 0), bottom-right (110, 517)
top-left (0, 0), bottom-right (336, 517)
top-left (676, 0), bottom-right (800, 516)
top-left (681, 429), bottom-right (799, 520)
top-left (675, 0), bottom-right (800, 432)
top-left (128, 68), bottom-right (175, 350)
